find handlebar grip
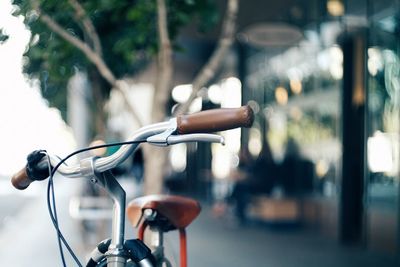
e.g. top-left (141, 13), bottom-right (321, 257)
top-left (176, 105), bottom-right (254, 134)
top-left (11, 166), bottom-right (33, 190)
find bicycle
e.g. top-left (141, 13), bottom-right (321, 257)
top-left (11, 105), bottom-right (254, 267)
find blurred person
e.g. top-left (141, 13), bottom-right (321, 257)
top-left (212, 148), bottom-right (254, 218)
top-left (125, 148), bottom-right (144, 197)
top-left (279, 138), bottom-right (314, 196)
top-left (230, 147), bottom-right (254, 182)
top-left (227, 145), bottom-right (278, 225)
top-left (130, 148), bottom-right (144, 184)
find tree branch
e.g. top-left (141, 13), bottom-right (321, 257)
top-left (35, 9), bottom-right (116, 85)
top-left (175, 0), bottom-right (239, 115)
top-left (153, 0), bottom-right (173, 122)
top-left (30, 0), bottom-right (144, 127)
top-left (67, 0), bottom-right (102, 56)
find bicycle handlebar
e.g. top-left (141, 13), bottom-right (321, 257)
top-left (176, 105), bottom-right (253, 134)
top-left (11, 106), bottom-right (254, 190)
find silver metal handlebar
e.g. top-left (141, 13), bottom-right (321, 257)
top-left (48, 118), bottom-right (224, 178)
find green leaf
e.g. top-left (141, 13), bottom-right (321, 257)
top-left (184, 0), bottom-right (195, 5)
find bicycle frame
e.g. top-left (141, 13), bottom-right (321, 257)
top-left (82, 121), bottom-right (221, 267)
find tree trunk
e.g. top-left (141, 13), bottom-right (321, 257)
top-left (92, 87), bottom-right (107, 138)
top-left (174, 0), bottom-right (238, 115)
top-left (142, 0), bottom-right (173, 195)
top-left (142, 0), bottom-right (239, 195)
top-left (142, 145), bottom-right (168, 194)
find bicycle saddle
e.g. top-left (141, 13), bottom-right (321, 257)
top-left (126, 194), bottom-right (201, 231)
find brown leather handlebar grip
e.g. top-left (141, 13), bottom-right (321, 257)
top-left (11, 166), bottom-right (33, 190)
top-left (177, 105), bottom-right (254, 134)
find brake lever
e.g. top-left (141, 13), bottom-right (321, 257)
top-left (147, 133), bottom-right (225, 147)
top-left (167, 134), bottom-right (225, 145)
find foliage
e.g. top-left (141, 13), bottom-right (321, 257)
top-left (11, 0), bottom-right (219, 118)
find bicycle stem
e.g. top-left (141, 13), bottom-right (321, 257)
top-left (94, 170), bottom-right (127, 266)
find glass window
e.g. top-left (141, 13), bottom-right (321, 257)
top-left (366, 0), bottom-right (400, 252)
top-left (243, 24), bottom-right (342, 197)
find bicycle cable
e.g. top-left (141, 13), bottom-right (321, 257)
top-left (46, 139), bottom-right (147, 267)
top-left (45, 152), bottom-right (67, 265)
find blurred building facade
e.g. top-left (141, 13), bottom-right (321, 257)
top-left (101, 0), bottom-right (399, 257)
top-left (159, 0), bottom-right (400, 257)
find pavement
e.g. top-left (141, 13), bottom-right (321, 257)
top-left (0, 177), bottom-right (399, 267)
top-left (182, 204), bottom-right (400, 267)
top-left (0, 177), bottom-right (85, 266)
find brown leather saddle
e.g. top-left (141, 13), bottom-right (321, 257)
top-left (126, 194), bottom-right (201, 231)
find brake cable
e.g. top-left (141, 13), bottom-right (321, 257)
top-left (46, 139), bottom-right (147, 267)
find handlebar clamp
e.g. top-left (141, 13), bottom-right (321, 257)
top-left (80, 157), bottom-right (97, 178)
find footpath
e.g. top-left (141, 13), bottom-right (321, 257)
top-left (1, 179), bottom-right (399, 267)
top-left (180, 204), bottom-right (400, 267)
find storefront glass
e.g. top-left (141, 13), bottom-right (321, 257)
top-left (366, 0), bottom-right (400, 252)
top-left (240, 0), bottom-right (400, 252)
top-left (243, 23), bottom-right (342, 198)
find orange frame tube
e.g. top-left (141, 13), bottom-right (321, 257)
top-left (138, 223), bottom-right (188, 267)
top-left (179, 228), bottom-right (187, 267)
top-left (138, 221), bottom-right (148, 241)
